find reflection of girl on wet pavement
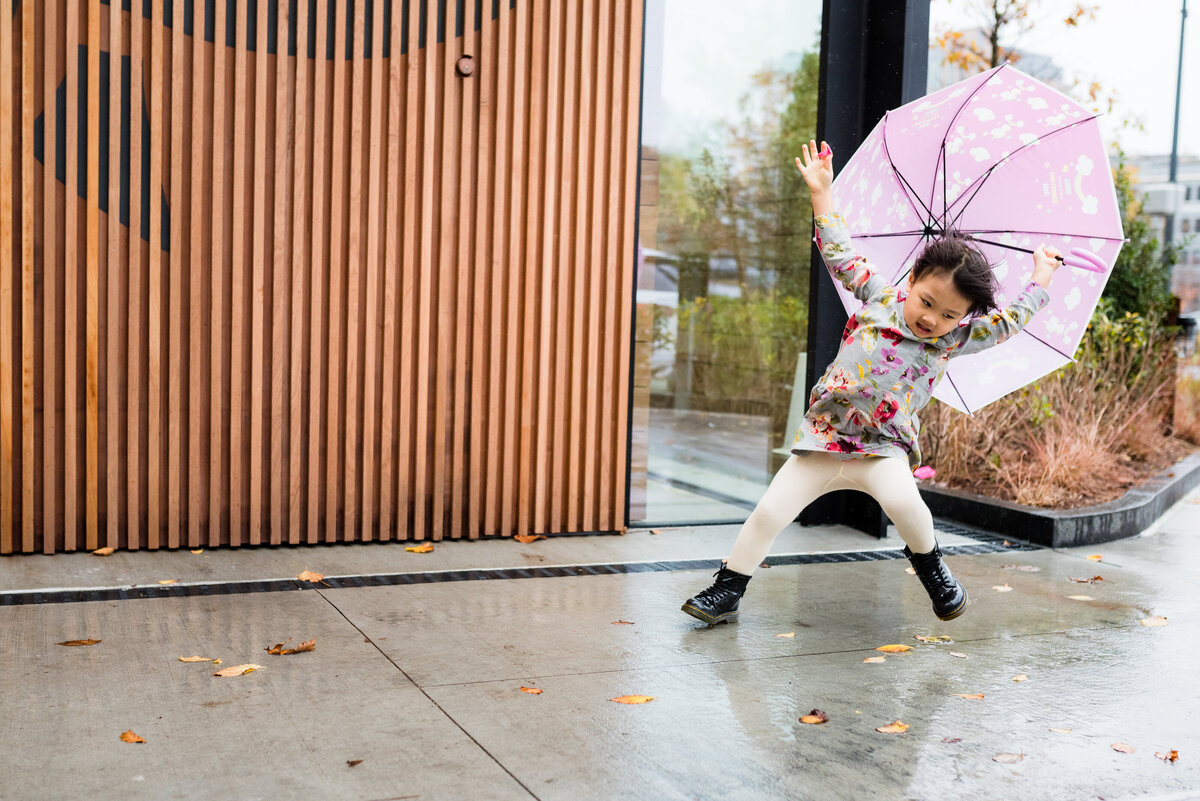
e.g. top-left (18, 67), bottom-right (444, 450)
top-left (682, 140), bottom-right (1062, 626)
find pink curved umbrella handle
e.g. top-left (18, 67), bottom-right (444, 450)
top-left (1056, 248), bottom-right (1108, 273)
top-left (818, 145), bottom-right (832, 159)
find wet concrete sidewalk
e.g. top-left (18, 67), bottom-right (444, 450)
top-left (2, 489), bottom-right (1199, 801)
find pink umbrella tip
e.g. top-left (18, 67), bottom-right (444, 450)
top-left (913, 466), bottom-right (937, 480)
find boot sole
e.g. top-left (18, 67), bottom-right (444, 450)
top-left (681, 602), bottom-right (737, 626)
top-left (936, 591), bottom-right (968, 621)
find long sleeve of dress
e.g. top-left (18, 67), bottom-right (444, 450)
top-left (947, 282), bottom-right (1050, 358)
top-left (813, 212), bottom-right (888, 302)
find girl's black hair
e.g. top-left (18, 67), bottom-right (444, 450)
top-left (910, 233), bottom-right (998, 316)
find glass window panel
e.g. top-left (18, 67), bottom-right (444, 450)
top-left (632, 0), bottom-right (823, 525)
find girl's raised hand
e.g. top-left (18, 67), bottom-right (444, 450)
top-left (794, 139), bottom-right (833, 197)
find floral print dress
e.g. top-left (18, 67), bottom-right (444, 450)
top-left (793, 212), bottom-right (1050, 469)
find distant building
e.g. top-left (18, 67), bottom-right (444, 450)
top-left (1128, 154), bottom-right (1200, 314)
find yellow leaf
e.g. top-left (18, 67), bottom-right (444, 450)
top-left (191, 549), bottom-right (204, 554)
top-left (120, 730), bottom-right (146, 744)
top-left (1112, 742), bottom-right (1136, 754)
top-left (1140, 616), bottom-right (1168, 627)
top-left (993, 752), bottom-right (1024, 763)
top-left (875, 644), bottom-right (912, 653)
top-left (862, 656), bottom-right (886, 664)
top-left (799, 709), bottom-right (829, 724)
top-left (913, 635), bottom-right (953, 643)
top-left (1067, 595), bottom-right (1094, 601)
top-left (875, 720), bottom-right (909, 734)
top-left (520, 687), bottom-right (543, 695)
top-left (213, 664), bottom-right (263, 678)
top-left (904, 567), bottom-right (917, 575)
top-left (406, 543), bottom-right (434, 553)
top-left (1049, 728), bottom-right (1072, 734)
top-left (157, 579), bottom-right (179, 585)
top-left (57, 639), bottom-right (101, 647)
top-left (92, 547), bottom-right (116, 556)
top-left (954, 693), bottom-right (985, 700)
top-left (296, 570), bottom-right (325, 583)
top-left (992, 584), bottom-right (1013, 593)
top-left (179, 655), bottom-right (218, 663)
top-left (775, 632), bottom-right (796, 639)
top-left (514, 534), bottom-right (545, 544)
top-left (1156, 750), bottom-right (1179, 762)
top-left (1087, 554), bottom-right (1103, 562)
top-left (1012, 674), bottom-right (1029, 682)
top-left (610, 695), bottom-right (654, 705)
top-left (266, 638), bottom-right (316, 655)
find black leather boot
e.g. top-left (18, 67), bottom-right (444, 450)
top-left (904, 544), bottom-right (968, 620)
top-left (682, 566), bottom-right (751, 626)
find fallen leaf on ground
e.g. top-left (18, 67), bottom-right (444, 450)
top-left (610, 695), bottom-right (654, 704)
top-left (1049, 728), bottom-right (1072, 734)
top-left (1067, 595), bottom-right (1094, 601)
top-left (92, 547), bottom-right (116, 556)
top-left (57, 639), bottom-right (101, 647)
top-left (1003, 540), bottom-right (1012, 546)
top-left (1112, 742), bottom-right (1136, 754)
top-left (875, 644), bottom-right (912, 653)
top-left (914, 635), bottom-right (953, 643)
top-left (876, 720), bottom-right (909, 734)
top-left (649, 529), bottom-right (663, 535)
top-left (178, 655), bottom-right (219, 663)
top-left (949, 652), bottom-right (968, 659)
top-left (1001, 564), bottom-right (1041, 572)
top-left (941, 737), bottom-right (962, 744)
top-left (905, 567), bottom-right (917, 575)
top-left (775, 632), bottom-right (796, 638)
top-left (120, 730), bottom-right (146, 744)
top-left (612, 620), bottom-right (635, 625)
top-left (191, 549), bottom-right (204, 554)
top-left (1140, 616), bottom-right (1169, 627)
top-left (954, 693), bottom-right (985, 700)
top-left (213, 664), bottom-right (263, 678)
top-left (1068, 576), bottom-right (1103, 583)
top-left (514, 534), bottom-right (545, 543)
top-left (1087, 554), bottom-right (1103, 562)
top-left (157, 579), bottom-right (179, 585)
top-left (1155, 750), bottom-right (1179, 762)
top-left (406, 543), bottom-right (434, 553)
top-left (296, 570), bottom-right (325, 583)
top-left (862, 656), bottom-right (887, 664)
top-left (266, 638), bottom-right (316, 655)
top-left (799, 709), bottom-right (829, 724)
top-left (347, 760), bottom-right (363, 767)
top-left (992, 584), bottom-right (1014, 592)
top-left (520, 687), bottom-right (543, 695)
top-left (993, 752), bottom-right (1024, 763)
top-left (1012, 674), bottom-right (1029, 682)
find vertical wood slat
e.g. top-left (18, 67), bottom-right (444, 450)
top-left (3, 0), bottom-right (645, 554)
top-left (42, 0), bottom-right (59, 553)
top-left (20, 0), bottom-right (36, 553)
top-left (0, 0), bottom-right (13, 555)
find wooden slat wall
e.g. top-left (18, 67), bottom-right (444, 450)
top-left (0, 0), bottom-right (642, 554)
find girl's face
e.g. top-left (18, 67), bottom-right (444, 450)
top-left (903, 271), bottom-right (971, 339)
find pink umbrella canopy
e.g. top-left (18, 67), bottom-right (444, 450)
top-left (830, 63), bottom-right (1125, 414)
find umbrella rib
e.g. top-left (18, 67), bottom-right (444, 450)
top-left (1021, 330), bottom-right (1075, 363)
top-left (945, 114), bottom-right (1102, 230)
top-left (853, 230), bottom-right (928, 239)
top-left (881, 112), bottom-right (936, 224)
top-left (943, 373), bottom-right (973, 416)
top-left (934, 63), bottom-right (1006, 222)
top-left (967, 235), bottom-right (1123, 255)
top-left (887, 234), bottom-right (931, 287)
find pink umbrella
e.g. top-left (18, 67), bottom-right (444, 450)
top-left (829, 63), bottom-right (1125, 414)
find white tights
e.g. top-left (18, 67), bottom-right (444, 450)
top-left (725, 451), bottom-right (937, 576)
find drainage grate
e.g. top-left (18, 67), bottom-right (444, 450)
top-left (0, 518), bottom-right (1038, 606)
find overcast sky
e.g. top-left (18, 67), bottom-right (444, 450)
top-left (929, 0), bottom-right (1197, 157)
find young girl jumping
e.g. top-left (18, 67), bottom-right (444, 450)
top-left (682, 139), bottom-right (1062, 625)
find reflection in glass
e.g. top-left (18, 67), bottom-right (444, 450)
top-left (632, 1), bottom-right (823, 524)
